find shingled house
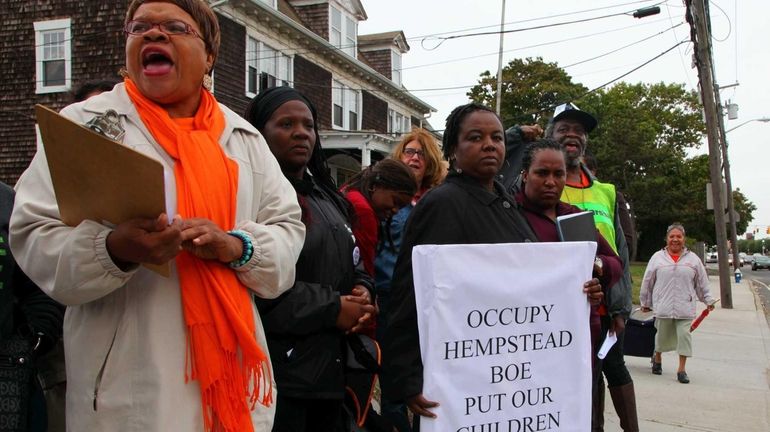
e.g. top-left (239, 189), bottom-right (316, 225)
top-left (0, 0), bottom-right (434, 186)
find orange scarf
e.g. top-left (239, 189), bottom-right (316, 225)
top-left (124, 79), bottom-right (271, 431)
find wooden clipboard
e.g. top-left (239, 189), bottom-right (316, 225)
top-left (35, 104), bottom-right (170, 276)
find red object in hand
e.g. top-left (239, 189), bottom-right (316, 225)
top-left (689, 308), bottom-right (711, 332)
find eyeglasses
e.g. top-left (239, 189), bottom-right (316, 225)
top-left (125, 20), bottom-right (203, 39)
top-left (403, 148), bottom-right (425, 159)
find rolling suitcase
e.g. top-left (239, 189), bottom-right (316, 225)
top-left (623, 308), bottom-right (656, 357)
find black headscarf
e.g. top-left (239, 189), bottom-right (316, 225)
top-left (244, 86), bottom-right (351, 222)
top-left (245, 86), bottom-right (318, 134)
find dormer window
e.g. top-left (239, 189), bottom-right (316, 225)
top-left (330, 5), bottom-right (356, 57)
top-left (391, 50), bottom-right (402, 86)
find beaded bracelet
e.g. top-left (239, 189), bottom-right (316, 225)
top-left (227, 230), bottom-right (254, 268)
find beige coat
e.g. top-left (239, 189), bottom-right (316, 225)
top-left (10, 84), bottom-right (305, 431)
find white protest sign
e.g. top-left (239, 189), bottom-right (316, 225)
top-left (412, 241), bottom-right (596, 432)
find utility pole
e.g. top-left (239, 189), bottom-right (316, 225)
top-left (713, 28), bottom-right (741, 275)
top-left (495, 0), bottom-right (506, 115)
top-left (715, 95), bottom-right (741, 274)
top-left (688, 0), bottom-right (732, 308)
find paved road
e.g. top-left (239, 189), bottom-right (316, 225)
top-left (603, 275), bottom-right (770, 432)
top-left (744, 266), bottom-right (770, 287)
top-left (746, 269), bottom-right (770, 325)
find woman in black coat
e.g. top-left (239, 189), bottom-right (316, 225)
top-left (379, 104), bottom-right (605, 427)
top-left (244, 87), bottom-right (376, 432)
top-left (1, 181), bottom-right (64, 432)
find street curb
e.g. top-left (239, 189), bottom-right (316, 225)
top-left (750, 278), bottom-right (770, 328)
top-left (747, 278), bottom-right (770, 400)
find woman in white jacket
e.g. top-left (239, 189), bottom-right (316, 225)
top-left (9, 1), bottom-right (304, 430)
top-left (640, 223), bottom-right (715, 384)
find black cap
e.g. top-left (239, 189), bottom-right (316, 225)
top-left (551, 102), bottom-right (597, 133)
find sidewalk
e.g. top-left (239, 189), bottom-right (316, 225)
top-left (603, 276), bottom-right (770, 431)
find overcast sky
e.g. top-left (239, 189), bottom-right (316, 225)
top-left (359, 0), bottom-right (770, 240)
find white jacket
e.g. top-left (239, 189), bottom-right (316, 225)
top-left (10, 84), bottom-right (305, 431)
top-left (639, 248), bottom-right (714, 319)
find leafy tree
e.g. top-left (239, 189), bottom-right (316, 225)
top-left (738, 238), bottom-right (768, 255)
top-left (732, 188), bottom-right (757, 236)
top-left (467, 57), bottom-right (586, 127)
top-left (468, 59), bottom-right (757, 260)
top-left (576, 83), bottom-right (710, 259)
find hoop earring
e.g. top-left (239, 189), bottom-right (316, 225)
top-left (202, 74), bottom-right (213, 92)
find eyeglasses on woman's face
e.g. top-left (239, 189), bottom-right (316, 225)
top-left (402, 148), bottom-right (425, 159)
top-left (125, 20), bottom-right (203, 40)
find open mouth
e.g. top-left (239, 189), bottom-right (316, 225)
top-left (142, 48), bottom-right (174, 76)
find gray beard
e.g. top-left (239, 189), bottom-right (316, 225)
top-left (566, 156), bottom-right (581, 169)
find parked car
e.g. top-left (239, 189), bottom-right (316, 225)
top-left (742, 253), bottom-right (753, 265)
top-left (706, 252), bottom-right (718, 263)
top-left (752, 255), bottom-right (770, 271)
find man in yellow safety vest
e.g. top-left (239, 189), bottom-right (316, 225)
top-left (547, 102), bottom-right (637, 432)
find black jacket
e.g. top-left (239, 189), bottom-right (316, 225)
top-left (255, 176), bottom-right (372, 399)
top-left (499, 125), bottom-right (529, 191)
top-left (0, 182), bottom-right (64, 354)
top-left (380, 172), bottom-right (538, 402)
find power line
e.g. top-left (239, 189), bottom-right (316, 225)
top-left (496, 39), bottom-right (689, 125)
top-left (395, 22), bottom-right (683, 94)
top-left (665, 2), bottom-right (696, 89)
top-left (561, 22), bottom-right (683, 68)
top-left (400, 16), bottom-right (672, 72)
top-left (405, 0), bottom-right (659, 40)
top-left (708, 0), bottom-right (732, 42)
top-left (423, 1), bottom-right (667, 50)
top-left (237, 12), bottom-right (678, 103)
top-left (579, 40), bottom-right (689, 97)
top-left (242, 15), bottom-right (673, 71)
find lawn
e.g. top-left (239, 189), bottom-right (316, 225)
top-left (629, 261), bottom-right (647, 306)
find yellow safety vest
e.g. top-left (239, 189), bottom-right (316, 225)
top-left (561, 180), bottom-right (617, 253)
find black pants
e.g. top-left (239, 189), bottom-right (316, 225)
top-left (272, 395), bottom-right (343, 432)
top-left (28, 377), bottom-right (48, 432)
top-left (599, 315), bottom-right (633, 386)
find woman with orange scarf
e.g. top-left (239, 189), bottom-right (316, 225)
top-left (9, 1), bottom-right (304, 431)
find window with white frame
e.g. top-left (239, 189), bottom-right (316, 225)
top-left (246, 36), bottom-right (259, 95)
top-left (347, 87), bottom-right (359, 130)
top-left (388, 109), bottom-right (410, 134)
top-left (34, 18), bottom-right (72, 94)
top-left (391, 51), bottom-right (402, 86)
top-left (329, 5), bottom-right (356, 57)
top-left (330, 7), bottom-right (342, 50)
top-left (332, 80), bottom-right (360, 130)
top-left (344, 16), bottom-right (356, 56)
top-left (245, 35), bottom-right (292, 97)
